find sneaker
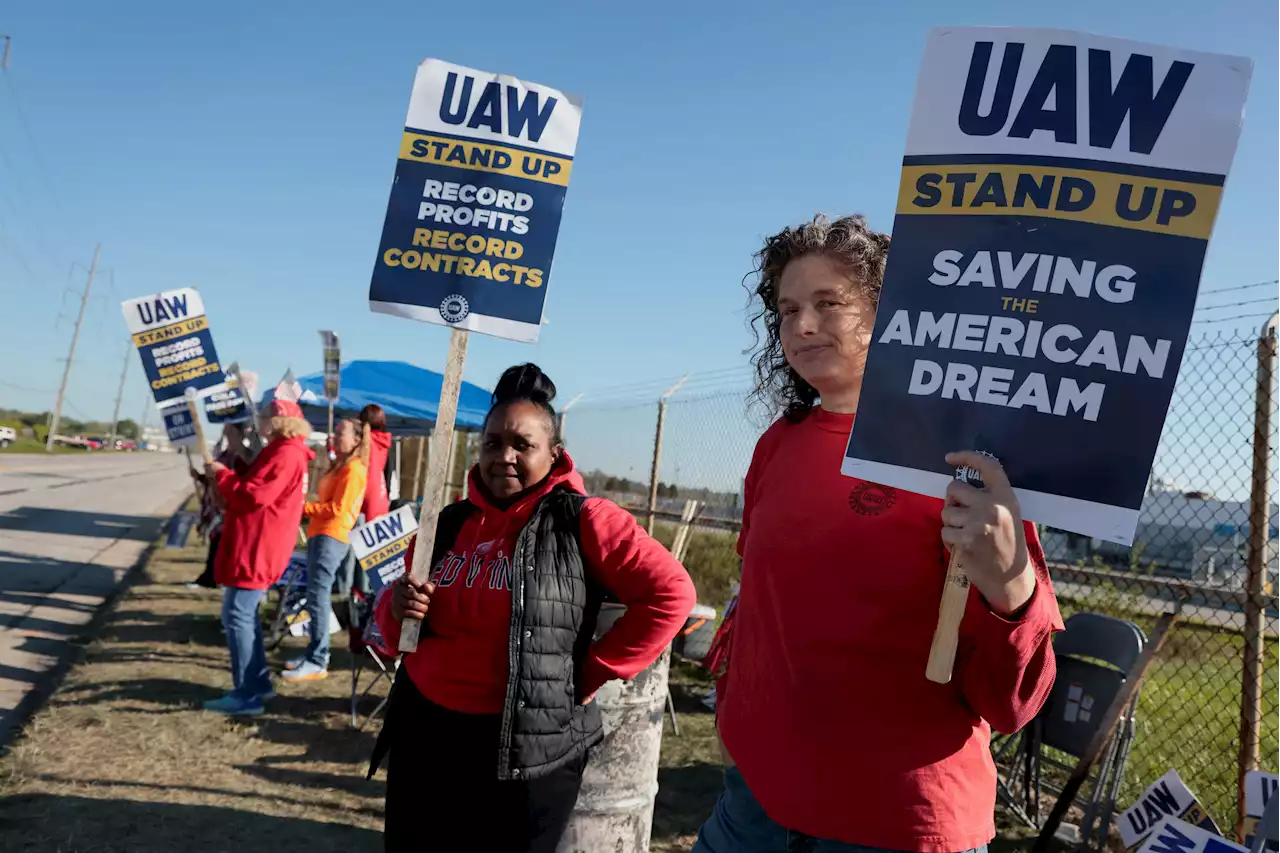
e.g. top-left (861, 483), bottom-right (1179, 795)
top-left (281, 661), bottom-right (328, 683)
top-left (282, 656), bottom-right (307, 672)
top-left (258, 687), bottom-right (278, 702)
top-left (203, 694), bottom-right (265, 717)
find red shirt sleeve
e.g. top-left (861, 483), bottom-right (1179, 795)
top-left (373, 565), bottom-right (404, 652)
top-left (577, 497), bottom-right (697, 698)
top-left (955, 521), bottom-right (1064, 734)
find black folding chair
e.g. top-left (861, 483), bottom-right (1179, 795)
top-left (995, 612), bottom-right (1147, 850)
top-left (347, 588), bottom-right (398, 731)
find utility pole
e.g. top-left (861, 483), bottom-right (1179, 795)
top-left (108, 340), bottom-right (131, 445)
top-left (47, 244), bottom-right (101, 452)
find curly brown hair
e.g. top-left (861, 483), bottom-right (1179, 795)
top-left (746, 214), bottom-right (891, 421)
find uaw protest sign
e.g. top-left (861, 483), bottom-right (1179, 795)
top-left (1118, 769), bottom-right (1220, 852)
top-left (122, 288), bottom-right (226, 408)
top-left (844, 27), bottom-right (1252, 543)
top-left (351, 505), bottom-right (418, 593)
top-left (368, 59), bottom-right (583, 343)
top-left (1137, 819), bottom-right (1245, 853)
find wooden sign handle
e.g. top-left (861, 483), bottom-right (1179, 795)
top-left (926, 456), bottom-right (993, 684)
top-left (925, 549), bottom-right (970, 684)
top-left (399, 328), bottom-right (470, 653)
top-left (184, 388), bottom-right (213, 467)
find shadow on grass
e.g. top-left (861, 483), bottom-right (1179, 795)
top-left (652, 762), bottom-right (722, 845)
top-left (100, 609), bottom-right (224, 647)
top-left (0, 792), bottom-right (382, 852)
top-left (57, 676), bottom-right (218, 709)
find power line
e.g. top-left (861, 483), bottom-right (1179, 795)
top-left (0, 379), bottom-right (53, 393)
top-left (2, 67), bottom-right (72, 231)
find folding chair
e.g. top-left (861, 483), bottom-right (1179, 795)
top-left (995, 612), bottom-right (1147, 850)
top-left (348, 587), bottom-right (399, 731)
top-left (264, 552), bottom-right (310, 651)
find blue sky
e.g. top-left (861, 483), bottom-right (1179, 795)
top-left (0, 0), bottom-right (1275, 459)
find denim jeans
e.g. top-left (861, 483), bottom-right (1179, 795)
top-left (693, 767), bottom-right (988, 853)
top-left (221, 587), bottom-right (270, 700)
top-left (304, 533), bottom-right (352, 668)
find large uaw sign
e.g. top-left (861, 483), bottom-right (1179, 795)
top-left (122, 288), bottom-right (225, 407)
top-left (844, 28), bottom-right (1251, 543)
top-left (368, 59), bottom-right (583, 343)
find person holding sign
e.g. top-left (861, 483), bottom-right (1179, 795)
top-left (203, 399), bottom-right (314, 717)
top-left (693, 216), bottom-right (1063, 853)
top-left (368, 364), bottom-right (695, 853)
top-left (188, 422), bottom-right (253, 589)
top-left (283, 418), bottom-right (370, 683)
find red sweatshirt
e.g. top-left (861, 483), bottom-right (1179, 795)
top-left (375, 452), bottom-right (696, 715)
top-left (214, 435), bottom-right (314, 590)
top-left (362, 429), bottom-right (392, 521)
top-left (717, 408), bottom-right (1063, 852)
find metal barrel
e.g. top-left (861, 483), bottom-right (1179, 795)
top-left (558, 604), bottom-right (671, 853)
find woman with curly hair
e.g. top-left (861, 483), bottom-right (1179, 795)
top-left (203, 399), bottom-right (315, 716)
top-left (693, 215), bottom-right (1063, 853)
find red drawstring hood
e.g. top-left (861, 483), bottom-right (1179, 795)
top-left (375, 449), bottom-right (696, 716)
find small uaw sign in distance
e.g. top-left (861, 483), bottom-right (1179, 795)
top-left (844, 27), bottom-right (1251, 546)
top-left (840, 28), bottom-right (1252, 684)
top-left (367, 59), bottom-right (583, 651)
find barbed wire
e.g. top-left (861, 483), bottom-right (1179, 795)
top-left (1196, 278), bottom-right (1278, 298)
top-left (1194, 296), bottom-right (1279, 313)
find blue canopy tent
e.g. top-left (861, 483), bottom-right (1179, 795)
top-left (260, 359), bottom-right (493, 436)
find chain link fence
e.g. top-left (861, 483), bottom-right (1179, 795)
top-left (563, 325), bottom-right (1277, 844)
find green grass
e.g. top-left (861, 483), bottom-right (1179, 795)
top-left (650, 522), bottom-right (739, 608)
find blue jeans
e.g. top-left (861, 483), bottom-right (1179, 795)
top-left (221, 587), bottom-right (270, 700)
top-left (304, 534), bottom-right (352, 668)
top-left (694, 767), bottom-right (988, 853)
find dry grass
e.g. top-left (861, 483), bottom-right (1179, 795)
top-left (0, 540), bottom-right (387, 852)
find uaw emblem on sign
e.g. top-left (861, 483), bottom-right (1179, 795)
top-left (440, 294), bottom-right (470, 324)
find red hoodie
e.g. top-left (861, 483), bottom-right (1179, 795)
top-left (362, 428), bottom-right (392, 521)
top-left (214, 435), bottom-right (314, 590)
top-left (375, 452), bottom-right (696, 715)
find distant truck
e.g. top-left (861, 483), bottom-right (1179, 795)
top-left (0, 426), bottom-right (15, 448)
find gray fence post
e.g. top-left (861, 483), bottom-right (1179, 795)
top-left (645, 377), bottom-right (688, 535)
top-left (1238, 313), bottom-right (1277, 839)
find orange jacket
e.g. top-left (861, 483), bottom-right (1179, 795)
top-left (304, 457), bottom-right (368, 543)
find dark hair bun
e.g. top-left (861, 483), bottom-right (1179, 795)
top-left (493, 363), bottom-right (557, 407)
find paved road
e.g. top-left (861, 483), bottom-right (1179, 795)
top-left (0, 452), bottom-right (191, 740)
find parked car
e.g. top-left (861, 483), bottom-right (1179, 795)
top-left (0, 426), bottom-right (16, 448)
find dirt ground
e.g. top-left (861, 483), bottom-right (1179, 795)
top-left (0, 530), bottom-right (729, 852)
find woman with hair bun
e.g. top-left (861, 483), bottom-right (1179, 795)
top-left (370, 363), bottom-right (696, 853)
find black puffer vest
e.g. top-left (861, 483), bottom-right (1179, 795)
top-left (369, 486), bottom-right (606, 781)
